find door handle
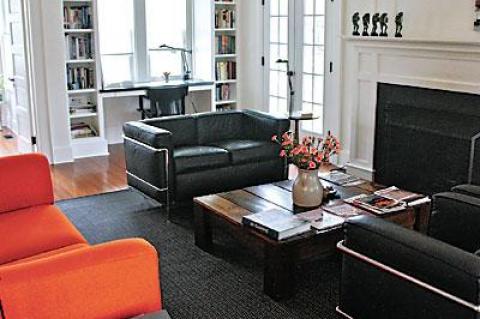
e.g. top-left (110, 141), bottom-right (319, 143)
top-left (8, 78), bottom-right (15, 82)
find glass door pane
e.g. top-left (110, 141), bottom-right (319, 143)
top-left (301, 0), bottom-right (325, 134)
top-left (268, 0), bottom-right (289, 115)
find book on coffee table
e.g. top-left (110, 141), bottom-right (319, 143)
top-left (345, 193), bottom-right (406, 215)
top-left (320, 171), bottom-right (364, 186)
top-left (323, 202), bottom-right (365, 218)
top-left (374, 186), bottom-right (424, 203)
top-left (311, 213), bottom-right (345, 233)
top-left (242, 209), bottom-right (324, 241)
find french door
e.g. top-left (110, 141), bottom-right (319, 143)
top-left (3, 0), bottom-right (35, 152)
top-left (265, 0), bottom-right (334, 136)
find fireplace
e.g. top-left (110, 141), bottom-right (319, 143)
top-left (374, 83), bottom-right (480, 195)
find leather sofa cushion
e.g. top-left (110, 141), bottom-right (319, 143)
top-left (196, 111), bottom-right (245, 144)
top-left (174, 145), bottom-right (230, 174)
top-left (209, 140), bottom-right (281, 165)
top-left (146, 115), bottom-right (197, 146)
top-left (452, 184), bottom-right (480, 199)
top-left (0, 205), bottom-right (87, 265)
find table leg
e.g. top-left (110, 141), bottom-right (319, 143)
top-left (414, 201), bottom-right (432, 234)
top-left (264, 245), bottom-right (295, 301)
top-left (194, 205), bottom-right (214, 253)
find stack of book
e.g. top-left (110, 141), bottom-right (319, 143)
top-left (66, 66), bottom-right (95, 90)
top-left (216, 84), bottom-right (232, 101)
top-left (345, 194), bottom-right (406, 215)
top-left (70, 122), bottom-right (97, 139)
top-left (374, 186), bottom-right (429, 206)
top-left (215, 9), bottom-right (235, 29)
top-left (216, 61), bottom-right (236, 81)
top-left (242, 209), bottom-right (344, 241)
top-left (65, 34), bottom-right (93, 60)
top-left (321, 171), bottom-right (364, 186)
top-left (215, 35), bottom-right (236, 55)
top-left (63, 6), bottom-right (92, 29)
top-left (69, 95), bottom-right (96, 115)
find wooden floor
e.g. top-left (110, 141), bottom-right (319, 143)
top-left (0, 128), bottom-right (128, 201)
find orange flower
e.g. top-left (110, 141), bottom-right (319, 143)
top-left (279, 150), bottom-right (287, 157)
top-left (271, 135), bottom-right (278, 142)
top-left (308, 161), bottom-right (316, 169)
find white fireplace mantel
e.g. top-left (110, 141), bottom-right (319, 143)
top-left (341, 36), bottom-right (480, 180)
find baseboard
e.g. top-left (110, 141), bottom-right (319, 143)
top-left (336, 307), bottom-right (354, 319)
top-left (344, 162), bottom-right (374, 181)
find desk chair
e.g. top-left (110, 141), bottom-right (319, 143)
top-left (140, 85), bottom-right (188, 119)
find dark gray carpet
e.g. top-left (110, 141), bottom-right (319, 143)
top-left (58, 189), bottom-right (342, 319)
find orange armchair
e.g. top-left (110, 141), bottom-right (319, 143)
top-left (0, 154), bottom-right (162, 319)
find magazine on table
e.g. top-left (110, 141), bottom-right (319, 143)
top-left (345, 193), bottom-right (406, 215)
top-left (311, 213), bottom-right (345, 233)
top-left (320, 171), bottom-right (365, 187)
top-left (323, 202), bottom-right (365, 218)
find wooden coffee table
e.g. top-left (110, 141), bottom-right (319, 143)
top-left (193, 178), bottom-right (431, 301)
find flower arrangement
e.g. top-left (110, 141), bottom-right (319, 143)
top-left (272, 131), bottom-right (341, 170)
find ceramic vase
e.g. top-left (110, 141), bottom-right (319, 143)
top-left (292, 168), bottom-right (323, 208)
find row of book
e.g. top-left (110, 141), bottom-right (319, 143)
top-left (71, 122), bottom-right (97, 139)
top-left (63, 6), bottom-right (92, 30)
top-left (216, 84), bottom-right (234, 101)
top-left (215, 35), bottom-right (236, 55)
top-left (69, 95), bottom-right (96, 115)
top-left (216, 61), bottom-right (237, 81)
top-left (65, 35), bottom-right (93, 60)
top-left (242, 186), bottom-right (429, 241)
top-left (215, 9), bottom-right (235, 29)
top-left (66, 66), bottom-right (95, 90)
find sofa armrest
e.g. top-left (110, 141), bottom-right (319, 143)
top-left (243, 109), bottom-right (290, 140)
top-left (343, 216), bottom-right (480, 306)
top-left (0, 239), bottom-right (161, 319)
top-left (429, 192), bottom-right (480, 253)
top-left (452, 184), bottom-right (480, 199)
top-left (123, 121), bottom-right (172, 149)
top-left (0, 153), bottom-right (53, 214)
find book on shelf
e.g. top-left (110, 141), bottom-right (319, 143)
top-left (70, 122), bottom-right (97, 139)
top-left (374, 186), bottom-right (429, 206)
top-left (320, 171), bottom-right (364, 186)
top-left (216, 104), bottom-right (235, 111)
top-left (242, 209), bottom-right (325, 241)
top-left (66, 66), bottom-right (95, 90)
top-left (215, 9), bottom-right (235, 29)
top-left (65, 34), bottom-right (93, 60)
top-left (70, 105), bottom-right (96, 115)
top-left (216, 83), bottom-right (233, 101)
top-left (323, 202), bottom-right (365, 218)
top-left (215, 61), bottom-right (236, 81)
top-left (63, 6), bottom-right (92, 30)
top-left (345, 194), bottom-right (406, 216)
top-left (215, 35), bottom-right (236, 55)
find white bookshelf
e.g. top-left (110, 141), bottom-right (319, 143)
top-left (213, 0), bottom-right (238, 111)
top-left (63, 0), bottom-right (108, 159)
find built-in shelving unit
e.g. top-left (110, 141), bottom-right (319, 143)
top-left (213, 0), bottom-right (237, 111)
top-left (63, 0), bottom-right (108, 159)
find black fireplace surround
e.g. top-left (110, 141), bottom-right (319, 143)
top-left (374, 83), bottom-right (480, 195)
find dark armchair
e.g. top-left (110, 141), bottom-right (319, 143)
top-left (123, 109), bottom-right (290, 205)
top-left (337, 191), bottom-right (480, 319)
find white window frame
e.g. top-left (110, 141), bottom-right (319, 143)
top-left (98, 0), bottom-right (193, 85)
top-left (263, 0), bottom-right (341, 138)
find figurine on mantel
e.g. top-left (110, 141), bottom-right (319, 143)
top-left (371, 13), bottom-right (380, 36)
top-left (352, 12), bottom-right (360, 36)
top-left (395, 12), bottom-right (404, 37)
top-left (380, 13), bottom-right (389, 37)
top-left (362, 13), bottom-right (371, 36)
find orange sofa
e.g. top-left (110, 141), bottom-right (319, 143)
top-left (0, 153), bottom-right (162, 319)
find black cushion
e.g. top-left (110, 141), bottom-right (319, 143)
top-left (452, 184), bottom-right (480, 199)
top-left (174, 145), bottom-right (230, 174)
top-left (209, 140), bottom-right (281, 165)
top-left (146, 115), bottom-right (197, 146)
top-left (195, 111), bottom-right (245, 144)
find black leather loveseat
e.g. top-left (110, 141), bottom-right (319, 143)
top-left (123, 109), bottom-right (290, 204)
top-left (337, 186), bottom-right (480, 319)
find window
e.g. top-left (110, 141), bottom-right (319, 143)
top-left (266, 0), bottom-right (327, 134)
top-left (97, 0), bottom-right (134, 85)
top-left (98, 0), bottom-right (191, 86)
